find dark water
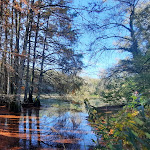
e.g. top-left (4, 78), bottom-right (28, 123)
top-left (0, 99), bottom-right (97, 150)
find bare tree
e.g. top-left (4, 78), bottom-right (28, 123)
top-left (85, 0), bottom-right (147, 58)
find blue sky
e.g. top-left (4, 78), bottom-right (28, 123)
top-left (78, 39), bottom-right (130, 78)
top-left (71, 0), bottom-right (131, 78)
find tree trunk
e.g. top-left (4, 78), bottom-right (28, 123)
top-left (3, 3), bottom-right (8, 94)
top-left (17, 13), bottom-right (30, 100)
top-left (14, 4), bottom-right (21, 95)
top-left (129, 3), bottom-right (141, 58)
top-left (0, 0), bottom-right (3, 93)
top-left (30, 11), bottom-right (40, 100)
top-left (10, 0), bottom-right (14, 94)
top-left (37, 19), bottom-right (49, 98)
top-left (24, 0), bottom-right (34, 102)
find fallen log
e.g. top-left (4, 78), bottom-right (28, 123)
top-left (94, 104), bottom-right (125, 113)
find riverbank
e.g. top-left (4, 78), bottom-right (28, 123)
top-left (0, 93), bottom-right (116, 110)
top-left (0, 94), bottom-right (105, 113)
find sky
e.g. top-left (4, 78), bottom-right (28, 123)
top-left (71, 0), bottom-right (131, 79)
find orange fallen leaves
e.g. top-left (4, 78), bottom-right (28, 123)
top-left (109, 129), bottom-right (114, 135)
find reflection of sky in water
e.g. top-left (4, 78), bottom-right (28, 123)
top-left (0, 99), bottom-right (97, 149)
top-left (18, 100), bottom-right (97, 149)
top-left (40, 107), bottom-right (96, 148)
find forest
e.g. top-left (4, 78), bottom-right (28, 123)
top-left (0, 0), bottom-right (83, 107)
top-left (0, 0), bottom-right (150, 149)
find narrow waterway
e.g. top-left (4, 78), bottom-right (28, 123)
top-left (0, 99), bottom-right (97, 150)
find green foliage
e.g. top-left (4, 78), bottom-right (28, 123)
top-left (74, 77), bottom-right (100, 100)
top-left (135, 3), bottom-right (150, 51)
top-left (99, 76), bottom-right (135, 105)
top-left (83, 2), bottom-right (150, 149)
top-left (85, 99), bottom-right (150, 150)
top-left (44, 70), bottom-right (84, 95)
top-left (94, 2), bottom-right (150, 106)
top-left (98, 63), bottom-right (150, 104)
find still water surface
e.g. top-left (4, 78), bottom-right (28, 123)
top-left (0, 99), bottom-right (97, 150)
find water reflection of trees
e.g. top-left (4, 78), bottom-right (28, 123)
top-left (19, 108), bottom-right (41, 149)
top-left (37, 101), bottom-right (96, 149)
top-left (40, 99), bottom-right (85, 117)
top-left (48, 111), bottom-right (83, 149)
top-left (0, 106), bottom-right (20, 149)
top-left (0, 106), bottom-right (41, 149)
top-left (0, 103), bottom-right (96, 149)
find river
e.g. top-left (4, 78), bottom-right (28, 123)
top-left (0, 99), bottom-right (97, 150)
